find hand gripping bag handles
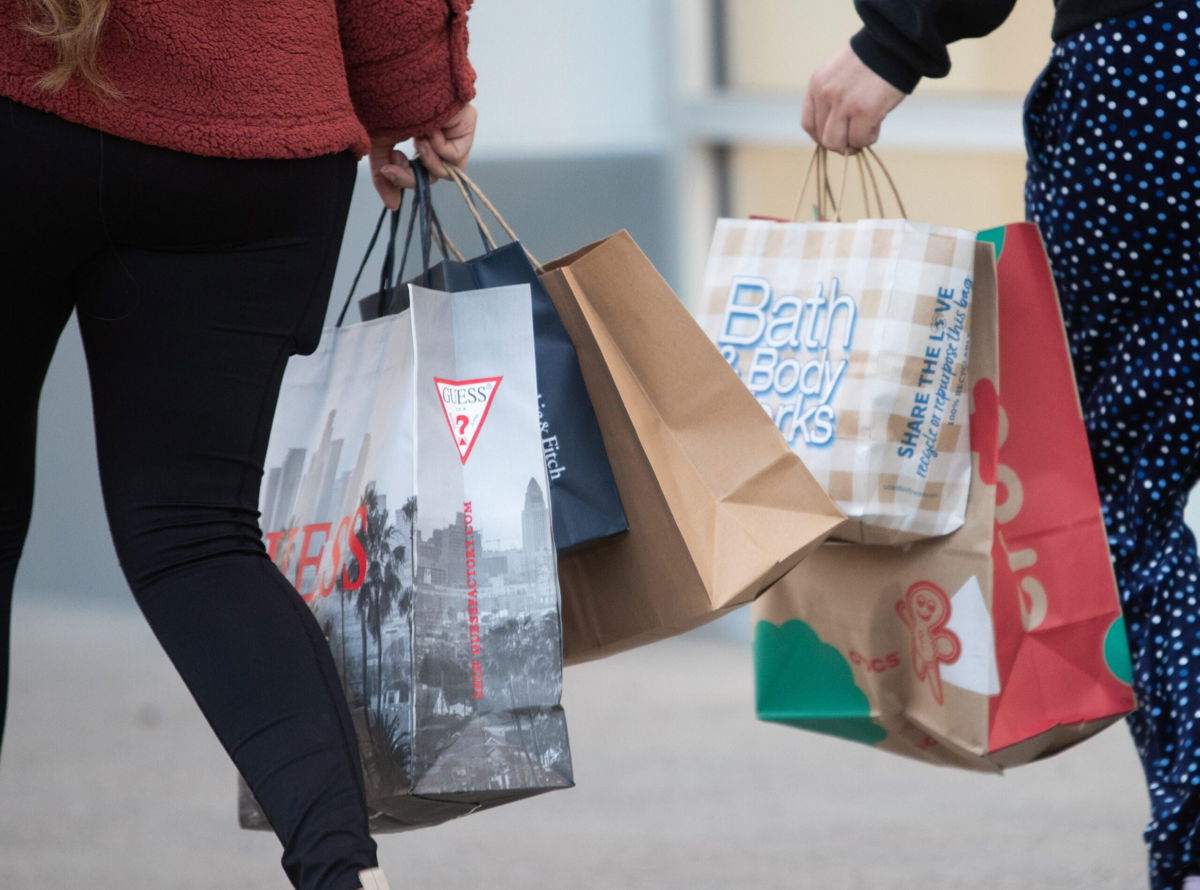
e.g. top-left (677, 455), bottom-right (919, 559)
top-left (752, 227), bottom-right (1134, 770)
top-left (357, 161), bottom-right (627, 553)
top-left (698, 149), bottom-right (978, 545)
top-left (239, 191), bottom-right (572, 831)
top-left (538, 230), bottom-right (846, 663)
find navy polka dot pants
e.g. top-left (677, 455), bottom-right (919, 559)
top-left (1025, 2), bottom-right (1200, 886)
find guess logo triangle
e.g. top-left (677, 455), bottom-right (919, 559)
top-left (434, 376), bottom-right (503, 464)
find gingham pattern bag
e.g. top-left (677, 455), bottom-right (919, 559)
top-left (698, 217), bottom-right (978, 545)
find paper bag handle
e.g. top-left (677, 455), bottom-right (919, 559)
top-left (334, 160), bottom-right (468, 327)
top-left (792, 146), bottom-right (907, 222)
top-left (443, 163), bottom-right (546, 275)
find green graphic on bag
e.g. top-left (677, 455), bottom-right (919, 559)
top-left (1104, 616), bottom-right (1134, 685)
top-left (754, 619), bottom-right (886, 746)
top-left (977, 226), bottom-right (1007, 260)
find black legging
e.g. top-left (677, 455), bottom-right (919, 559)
top-left (0, 97), bottom-right (377, 890)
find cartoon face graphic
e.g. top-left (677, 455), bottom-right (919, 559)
top-left (897, 581), bottom-right (962, 705)
top-left (912, 588), bottom-right (944, 624)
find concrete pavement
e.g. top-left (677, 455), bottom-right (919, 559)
top-left (0, 594), bottom-right (1150, 889)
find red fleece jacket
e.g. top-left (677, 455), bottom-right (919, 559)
top-left (0, 0), bottom-right (476, 160)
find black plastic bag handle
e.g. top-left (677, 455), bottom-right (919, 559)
top-left (335, 160), bottom-right (464, 327)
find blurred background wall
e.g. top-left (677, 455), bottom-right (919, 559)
top-left (715, 0), bottom-right (1053, 227)
top-left (674, 0), bottom-right (1054, 305)
top-left (21, 1), bottom-right (1186, 608)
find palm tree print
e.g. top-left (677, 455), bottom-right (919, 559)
top-left (352, 484), bottom-right (406, 729)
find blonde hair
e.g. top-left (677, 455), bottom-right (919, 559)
top-left (24, 0), bottom-right (119, 97)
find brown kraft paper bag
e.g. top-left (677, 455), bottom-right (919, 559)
top-left (753, 235), bottom-right (1134, 770)
top-left (540, 231), bottom-right (845, 664)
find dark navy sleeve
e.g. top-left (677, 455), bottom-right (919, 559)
top-left (849, 0), bottom-right (1019, 93)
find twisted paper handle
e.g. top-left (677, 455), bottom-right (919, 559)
top-left (443, 162), bottom-right (545, 274)
top-left (792, 146), bottom-right (907, 222)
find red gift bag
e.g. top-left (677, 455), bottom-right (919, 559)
top-left (753, 226), bottom-right (1135, 770)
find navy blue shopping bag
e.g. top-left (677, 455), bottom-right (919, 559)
top-left (344, 162), bottom-right (627, 553)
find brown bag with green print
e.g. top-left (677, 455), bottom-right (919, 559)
top-left (753, 228), bottom-right (1135, 771)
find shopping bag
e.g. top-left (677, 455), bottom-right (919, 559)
top-left (240, 282), bottom-right (573, 831)
top-left (697, 155), bottom-right (977, 545)
top-left (539, 230), bottom-right (846, 664)
top-left (752, 228), bottom-right (1135, 771)
top-left (356, 162), bottom-right (627, 553)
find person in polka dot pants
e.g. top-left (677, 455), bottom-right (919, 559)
top-left (803, 0), bottom-right (1200, 886)
top-left (1026, 10), bottom-right (1200, 884)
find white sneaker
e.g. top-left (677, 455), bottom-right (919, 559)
top-left (358, 867), bottom-right (391, 890)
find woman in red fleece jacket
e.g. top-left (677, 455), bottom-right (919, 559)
top-left (0, 3), bottom-right (477, 889)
